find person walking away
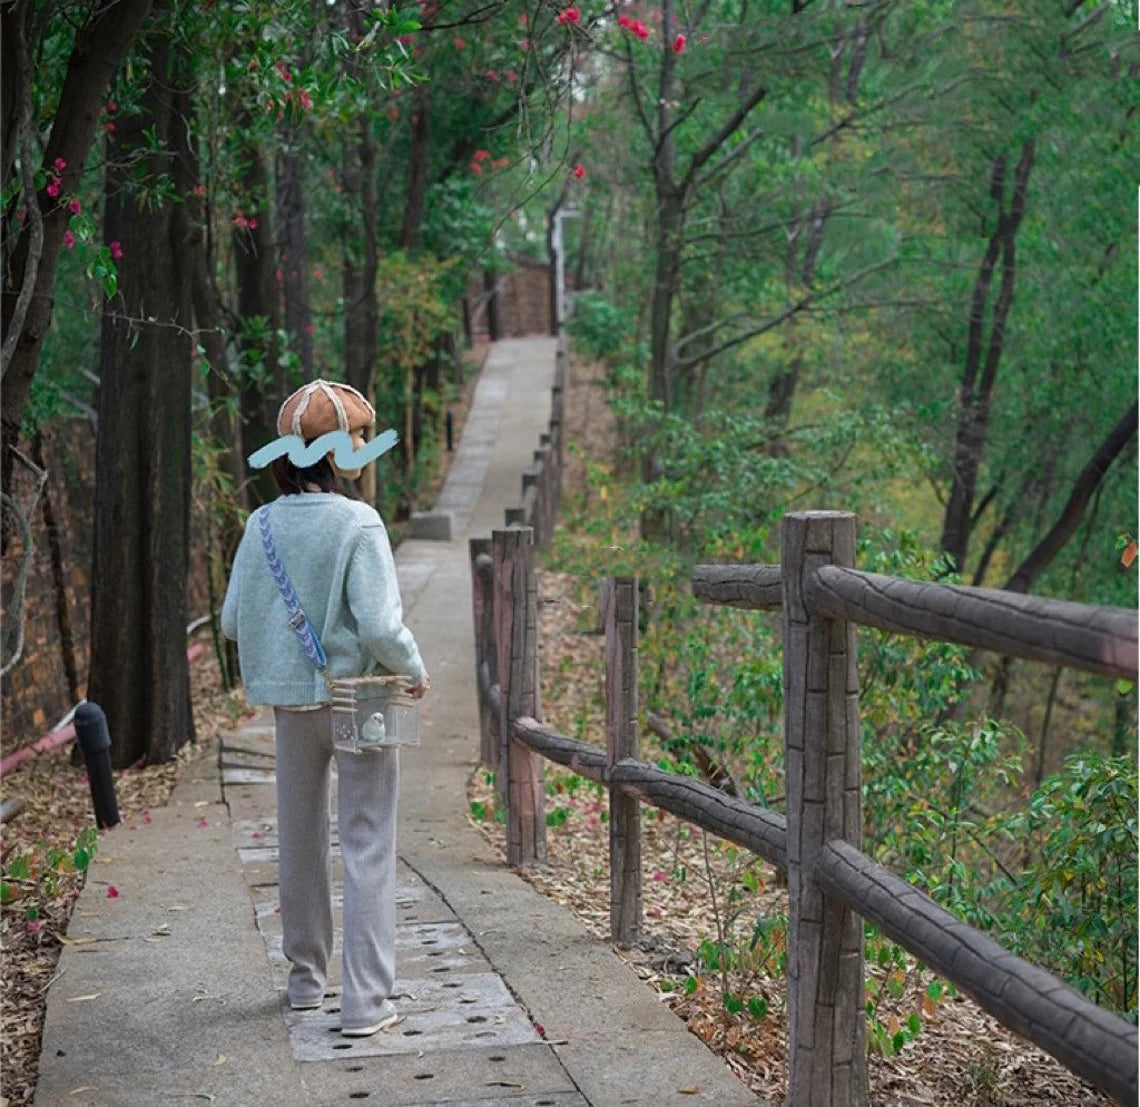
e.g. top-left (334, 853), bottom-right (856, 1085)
top-left (221, 380), bottom-right (429, 1037)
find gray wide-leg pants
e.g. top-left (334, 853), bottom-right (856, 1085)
top-left (274, 706), bottom-right (398, 1029)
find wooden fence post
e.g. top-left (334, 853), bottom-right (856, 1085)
top-left (782, 511), bottom-right (866, 1106)
top-left (469, 537), bottom-right (495, 767)
top-left (604, 576), bottom-right (641, 947)
top-left (533, 444), bottom-right (551, 545)
top-left (493, 526), bottom-right (546, 866)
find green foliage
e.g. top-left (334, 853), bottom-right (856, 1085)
top-left (999, 754), bottom-right (1138, 1016)
top-left (567, 292), bottom-right (631, 364)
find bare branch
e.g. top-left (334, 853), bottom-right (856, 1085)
top-left (680, 81), bottom-right (768, 195)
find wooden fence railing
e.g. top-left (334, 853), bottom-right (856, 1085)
top-left (469, 501), bottom-right (1138, 1106)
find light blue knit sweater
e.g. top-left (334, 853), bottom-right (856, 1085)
top-left (221, 493), bottom-right (426, 706)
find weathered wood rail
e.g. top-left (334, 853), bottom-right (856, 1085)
top-left (471, 478), bottom-right (1137, 1105)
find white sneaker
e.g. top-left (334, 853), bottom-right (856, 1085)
top-left (290, 997), bottom-right (324, 1011)
top-left (341, 1005), bottom-right (402, 1037)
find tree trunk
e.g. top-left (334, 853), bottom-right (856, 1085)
top-left (88, 18), bottom-right (195, 769)
top-left (1002, 400), bottom-right (1137, 595)
top-left (1, 0), bottom-right (153, 527)
top-left (234, 129), bottom-right (283, 509)
top-left (940, 142), bottom-right (1035, 572)
top-left (276, 148), bottom-right (313, 376)
top-left (31, 429), bottom-right (80, 706)
top-left (399, 84), bottom-right (431, 251)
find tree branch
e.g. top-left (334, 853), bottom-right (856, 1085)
top-left (680, 80), bottom-right (768, 195)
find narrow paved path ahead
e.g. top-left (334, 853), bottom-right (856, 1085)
top-left (37, 339), bottom-right (761, 1106)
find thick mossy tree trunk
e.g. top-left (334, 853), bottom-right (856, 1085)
top-left (89, 21), bottom-right (195, 769)
top-left (1, 0), bottom-right (153, 535)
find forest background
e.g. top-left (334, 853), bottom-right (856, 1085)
top-left (1, 0), bottom-right (1137, 1085)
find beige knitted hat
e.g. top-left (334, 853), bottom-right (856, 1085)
top-left (276, 380), bottom-right (376, 440)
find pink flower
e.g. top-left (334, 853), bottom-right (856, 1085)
top-left (485, 69), bottom-right (499, 80)
top-left (275, 60), bottom-right (293, 83)
top-left (618, 15), bottom-right (631, 27)
top-left (672, 33), bottom-right (686, 54)
top-left (104, 121), bottom-right (116, 134)
top-left (232, 213), bottom-right (248, 230)
top-left (196, 817), bottom-right (208, 829)
top-left (53, 156), bottom-right (67, 171)
top-left (68, 198), bottom-right (81, 214)
top-left (470, 162), bottom-right (483, 176)
top-left (473, 149), bottom-right (491, 163)
top-left (305, 322), bottom-right (315, 335)
top-left (104, 101), bottom-right (117, 114)
top-left (46, 180), bottom-right (60, 198)
top-left (193, 184), bottom-right (206, 197)
top-left (109, 241), bottom-right (124, 260)
top-left (27, 920), bottom-right (41, 933)
top-left (251, 831), bottom-right (262, 840)
top-left (507, 70), bottom-right (518, 83)
top-left (298, 89), bottom-right (312, 111)
top-left (556, 6), bottom-right (580, 24)
top-left (64, 230), bottom-right (75, 248)
top-left (248, 217), bottom-right (258, 230)
top-left (275, 269), bottom-right (284, 283)
top-left (492, 157), bottom-right (511, 169)
top-left (652, 870), bottom-right (667, 882)
top-left (647, 905), bottom-right (663, 918)
top-left (107, 885), bottom-right (120, 898)
top-left (634, 21), bottom-right (649, 39)
top-left (453, 36), bottom-right (465, 49)
top-left (573, 163), bottom-right (585, 179)
top-left (314, 266), bottom-right (325, 280)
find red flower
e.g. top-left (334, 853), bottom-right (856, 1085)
top-left (492, 157), bottom-right (511, 169)
top-left (672, 33), bottom-right (686, 54)
top-left (275, 60), bottom-right (293, 83)
top-left (473, 149), bottom-right (491, 162)
top-left (633, 21), bottom-right (649, 39)
top-left (298, 89), bottom-right (313, 111)
top-left (573, 163), bottom-right (585, 179)
top-left (248, 217), bottom-right (258, 230)
top-left (104, 101), bottom-right (117, 114)
top-left (507, 70), bottom-right (518, 83)
top-left (557, 6), bottom-right (580, 24)
top-left (64, 230), bottom-right (75, 248)
top-left (196, 817), bottom-right (208, 828)
top-left (46, 180), bottom-right (60, 198)
top-left (104, 121), bottom-right (116, 134)
top-left (53, 156), bottom-right (67, 172)
top-left (193, 184), bottom-right (206, 197)
top-left (453, 36), bottom-right (465, 48)
top-left (68, 198), bottom-right (81, 214)
top-left (618, 15), bottom-right (631, 27)
top-left (470, 161), bottom-right (484, 175)
top-left (107, 885), bottom-right (120, 898)
top-left (109, 241), bottom-right (124, 260)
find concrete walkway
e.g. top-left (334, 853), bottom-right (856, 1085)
top-left (36, 340), bottom-right (761, 1107)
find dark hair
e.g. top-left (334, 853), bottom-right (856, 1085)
top-left (270, 450), bottom-right (342, 496)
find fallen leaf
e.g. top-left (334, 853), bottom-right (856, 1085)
top-left (106, 886), bottom-right (119, 899)
top-left (69, 1087), bottom-right (98, 1095)
top-left (59, 936), bottom-right (96, 946)
top-left (1123, 540), bottom-right (1137, 568)
top-left (66, 993), bottom-right (101, 1002)
top-left (193, 801), bottom-right (209, 808)
top-left (153, 923), bottom-right (171, 936)
top-left (485, 1081), bottom-right (525, 1089)
top-left (678, 1087), bottom-right (700, 1095)
top-left (214, 1054), bottom-right (227, 1066)
top-left (168, 904), bottom-right (189, 911)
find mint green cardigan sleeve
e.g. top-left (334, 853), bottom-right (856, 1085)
top-left (346, 521), bottom-right (427, 683)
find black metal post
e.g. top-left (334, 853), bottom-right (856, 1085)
top-left (445, 409), bottom-right (454, 452)
top-left (74, 702), bottom-right (120, 829)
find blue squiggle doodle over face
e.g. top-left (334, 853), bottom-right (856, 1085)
top-left (247, 429), bottom-right (399, 471)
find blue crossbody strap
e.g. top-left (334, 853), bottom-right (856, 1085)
top-left (257, 506), bottom-right (330, 674)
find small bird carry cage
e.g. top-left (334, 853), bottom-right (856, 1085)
top-left (330, 674), bottom-right (420, 754)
